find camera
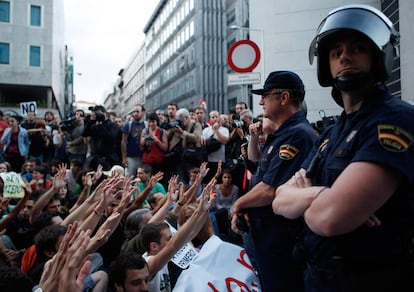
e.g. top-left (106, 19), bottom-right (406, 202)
top-left (232, 119), bottom-right (245, 129)
top-left (166, 119), bottom-right (183, 129)
top-left (59, 116), bottom-right (76, 131)
top-left (144, 135), bottom-right (153, 147)
top-left (95, 112), bottom-right (105, 122)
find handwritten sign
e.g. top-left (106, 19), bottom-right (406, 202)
top-left (0, 172), bottom-right (25, 198)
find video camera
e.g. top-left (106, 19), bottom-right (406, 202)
top-left (59, 115), bottom-right (76, 131)
top-left (165, 119), bottom-right (184, 130)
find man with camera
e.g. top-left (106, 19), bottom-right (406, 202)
top-left (227, 109), bottom-right (254, 194)
top-left (83, 105), bottom-right (122, 171)
top-left (62, 109), bottom-right (87, 164)
top-left (164, 108), bottom-right (202, 183)
top-left (231, 71), bottom-right (317, 292)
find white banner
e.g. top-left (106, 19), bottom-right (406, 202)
top-left (173, 235), bottom-right (261, 292)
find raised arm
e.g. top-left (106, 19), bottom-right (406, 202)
top-left (0, 184), bottom-right (31, 231)
top-left (123, 172), bottom-right (164, 219)
top-left (29, 170), bottom-right (66, 224)
top-left (147, 179), bottom-right (216, 277)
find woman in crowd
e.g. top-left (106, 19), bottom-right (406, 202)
top-left (140, 112), bottom-right (168, 175)
top-left (1, 115), bottom-right (30, 172)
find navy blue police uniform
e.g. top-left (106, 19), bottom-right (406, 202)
top-left (246, 110), bottom-right (317, 292)
top-left (302, 85), bottom-right (414, 291)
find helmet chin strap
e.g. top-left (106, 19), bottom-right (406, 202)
top-left (333, 73), bottom-right (374, 92)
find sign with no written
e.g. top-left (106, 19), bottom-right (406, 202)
top-left (0, 172), bottom-right (25, 198)
top-left (20, 101), bottom-right (37, 116)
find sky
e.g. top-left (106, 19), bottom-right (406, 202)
top-left (64, 0), bottom-right (159, 104)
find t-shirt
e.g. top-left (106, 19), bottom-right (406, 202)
top-left (202, 126), bottom-right (229, 162)
top-left (122, 120), bottom-right (146, 157)
top-left (143, 253), bottom-right (171, 292)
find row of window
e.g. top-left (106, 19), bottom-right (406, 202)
top-left (0, 42), bottom-right (41, 67)
top-left (0, 1), bottom-right (42, 26)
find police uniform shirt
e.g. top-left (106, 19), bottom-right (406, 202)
top-left (302, 85), bottom-right (414, 266)
top-left (250, 111), bottom-right (317, 216)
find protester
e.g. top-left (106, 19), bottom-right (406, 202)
top-left (1, 115), bottom-right (30, 172)
top-left (121, 104), bottom-right (146, 177)
top-left (272, 5), bottom-right (414, 291)
top-left (140, 112), bottom-right (167, 175)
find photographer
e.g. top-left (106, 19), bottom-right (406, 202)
top-left (164, 108), bottom-right (202, 183)
top-left (83, 105), bottom-right (122, 171)
top-left (227, 109), bottom-right (254, 194)
top-left (62, 109), bottom-right (87, 164)
top-left (140, 112), bottom-right (167, 175)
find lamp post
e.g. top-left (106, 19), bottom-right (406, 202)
top-left (229, 25), bottom-right (265, 111)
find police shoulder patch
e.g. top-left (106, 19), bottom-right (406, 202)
top-left (378, 124), bottom-right (413, 152)
top-left (279, 144), bottom-right (299, 160)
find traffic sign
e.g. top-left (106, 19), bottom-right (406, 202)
top-left (227, 40), bottom-right (261, 73)
top-left (228, 72), bottom-right (261, 85)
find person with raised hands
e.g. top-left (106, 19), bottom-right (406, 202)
top-left (140, 179), bottom-right (216, 291)
top-left (29, 167), bottom-right (67, 225)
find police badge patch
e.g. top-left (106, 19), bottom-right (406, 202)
top-left (378, 124), bottom-right (413, 152)
top-left (279, 144), bottom-right (299, 160)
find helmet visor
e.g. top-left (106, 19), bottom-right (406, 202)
top-left (309, 5), bottom-right (398, 64)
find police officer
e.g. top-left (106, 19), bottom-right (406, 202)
top-left (231, 71), bottom-right (317, 291)
top-left (273, 5), bottom-right (414, 291)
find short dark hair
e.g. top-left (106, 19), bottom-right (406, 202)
top-left (75, 109), bottom-right (85, 117)
top-left (236, 101), bottom-right (248, 109)
top-left (32, 211), bottom-right (62, 234)
top-left (147, 112), bottom-right (159, 125)
top-left (167, 103), bottom-right (178, 110)
top-left (194, 106), bottom-right (206, 113)
top-left (140, 164), bottom-right (152, 175)
top-left (136, 104), bottom-right (146, 112)
top-left (34, 224), bottom-right (67, 260)
top-left (110, 252), bottom-right (148, 287)
top-left (139, 221), bottom-right (169, 252)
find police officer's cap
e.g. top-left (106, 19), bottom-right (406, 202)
top-left (251, 71), bottom-right (305, 95)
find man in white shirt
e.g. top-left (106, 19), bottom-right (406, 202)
top-left (202, 111), bottom-right (229, 182)
top-left (139, 185), bottom-right (215, 292)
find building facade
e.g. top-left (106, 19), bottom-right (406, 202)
top-left (115, 0), bottom-right (411, 122)
top-left (0, 0), bottom-right (66, 116)
top-left (143, 0), bottom-right (228, 114)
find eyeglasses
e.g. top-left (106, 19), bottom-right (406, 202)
top-left (261, 90), bottom-right (285, 99)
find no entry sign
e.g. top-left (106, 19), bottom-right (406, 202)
top-left (227, 39), bottom-right (261, 73)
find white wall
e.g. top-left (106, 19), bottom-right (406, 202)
top-left (250, 0), bottom-right (381, 122)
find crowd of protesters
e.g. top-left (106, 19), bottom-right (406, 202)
top-left (0, 100), bottom-right (267, 291)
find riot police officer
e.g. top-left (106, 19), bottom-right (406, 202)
top-left (273, 5), bottom-right (414, 291)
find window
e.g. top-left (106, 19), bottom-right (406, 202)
top-left (30, 5), bottom-right (41, 26)
top-left (29, 45), bottom-right (41, 67)
top-left (0, 1), bottom-right (10, 22)
top-left (0, 42), bottom-right (10, 64)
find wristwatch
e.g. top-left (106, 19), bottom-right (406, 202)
top-left (33, 287), bottom-right (43, 292)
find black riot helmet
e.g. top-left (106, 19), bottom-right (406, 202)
top-left (309, 4), bottom-right (400, 90)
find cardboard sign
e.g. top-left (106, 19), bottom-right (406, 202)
top-left (0, 172), bottom-right (25, 198)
